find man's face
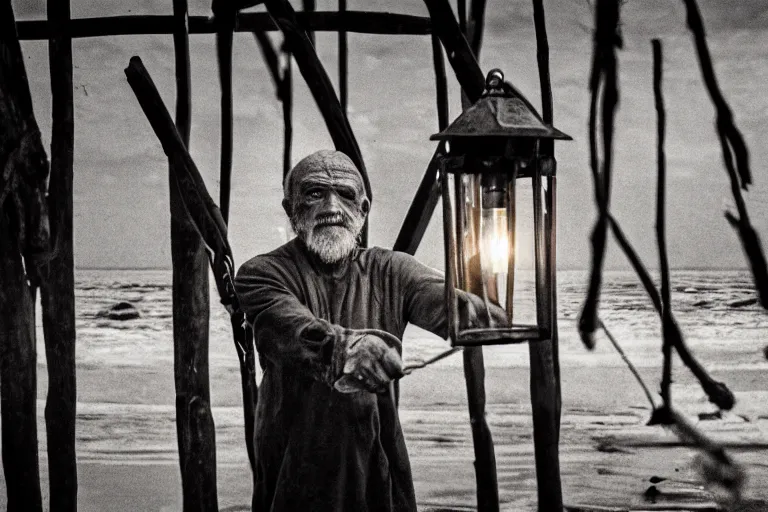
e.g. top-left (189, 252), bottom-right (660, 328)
top-left (286, 160), bottom-right (369, 264)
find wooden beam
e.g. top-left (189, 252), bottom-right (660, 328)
top-left (0, 2), bottom-right (47, 510)
top-left (421, 0), bottom-right (484, 101)
top-left (125, 55), bottom-right (258, 476)
top-left (393, 0), bottom-right (485, 257)
top-left (169, 0), bottom-right (218, 510)
top-left (281, 55), bottom-right (293, 179)
top-left (39, 0), bottom-right (78, 510)
top-left (264, 0), bottom-right (370, 244)
top-left (16, 11), bottom-right (432, 40)
top-left (466, 0), bottom-right (486, 57)
top-left (528, 3), bottom-right (564, 512)
top-left (302, 0), bottom-right (316, 45)
top-left (214, 5), bottom-right (236, 224)
top-left (338, 0), bottom-right (348, 113)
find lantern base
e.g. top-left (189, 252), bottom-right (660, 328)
top-left (451, 325), bottom-right (549, 347)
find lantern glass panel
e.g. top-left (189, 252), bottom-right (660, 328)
top-left (443, 164), bottom-right (543, 346)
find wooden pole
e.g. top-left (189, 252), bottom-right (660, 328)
top-left (281, 53), bottom-right (293, 179)
top-left (40, 0), bottom-right (78, 510)
top-left (214, 3), bottom-right (235, 224)
top-left (16, 12), bottom-right (432, 40)
top-left (458, 2), bottom-right (498, 510)
top-left (338, 0), bottom-right (348, 113)
top-left (421, 0), bottom-right (485, 101)
top-left (393, 0), bottom-right (484, 256)
top-left (303, 0), bottom-right (316, 46)
top-left (0, 2), bottom-right (47, 511)
top-left (653, 39), bottom-right (674, 408)
top-left (528, 2), bottom-right (563, 511)
top-left (171, 0), bottom-right (218, 510)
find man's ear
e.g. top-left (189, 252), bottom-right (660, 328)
top-left (282, 198), bottom-right (292, 218)
top-left (361, 197), bottom-right (371, 215)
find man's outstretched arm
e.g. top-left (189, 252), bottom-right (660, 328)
top-left (391, 252), bottom-right (507, 338)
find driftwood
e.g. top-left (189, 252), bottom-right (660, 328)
top-left (169, 0), bottom-right (218, 510)
top-left (16, 11), bottom-right (432, 40)
top-left (577, 0), bottom-right (621, 350)
top-left (38, 0), bottom-right (78, 510)
top-left (0, 2), bottom-right (50, 511)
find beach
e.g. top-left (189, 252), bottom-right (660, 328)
top-left (1, 269), bottom-right (767, 510)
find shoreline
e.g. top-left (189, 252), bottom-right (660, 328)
top-left (4, 363), bottom-right (765, 510)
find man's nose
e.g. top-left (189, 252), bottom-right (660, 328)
top-left (323, 191), bottom-right (343, 211)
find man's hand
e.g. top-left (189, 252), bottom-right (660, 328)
top-left (457, 290), bottom-right (508, 329)
top-left (334, 333), bottom-right (404, 394)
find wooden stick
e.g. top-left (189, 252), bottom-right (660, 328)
top-left (282, 54), bottom-right (293, 179)
top-left (392, 146), bottom-right (444, 255)
top-left (652, 39), bottom-right (674, 407)
top-left (430, 2), bottom-right (498, 509)
top-left (338, 0), bottom-right (348, 113)
top-left (679, 0), bottom-right (768, 308)
top-left (431, 34), bottom-right (449, 131)
top-left (0, 2), bottom-right (46, 510)
top-left (421, 0), bottom-right (485, 103)
top-left (215, 6), bottom-right (235, 224)
top-left (39, 0), bottom-right (77, 510)
top-left (577, 0), bottom-right (621, 349)
top-left (466, 0), bottom-right (486, 57)
top-left (253, 30), bottom-right (281, 93)
top-left (392, 0), bottom-right (486, 255)
top-left (462, 347), bottom-right (499, 512)
top-left (302, 0), bottom-right (316, 46)
top-left (16, 11), bottom-right (432, 39)
top-left (528, 3), bottom-right (563, 510)
top-left (169, 1), bottom-right (218, 509)
top-left (125, 54), bottom-right (258, 478)
top-left (264, 0), bottom-right (369, 245)
top-left (606, 213), bottom-right (735, 411)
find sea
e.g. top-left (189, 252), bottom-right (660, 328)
top-left (27, 268), bottom-right (768, 467)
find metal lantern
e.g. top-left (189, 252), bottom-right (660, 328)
top-left (432, 69), bottom-right (572, 347)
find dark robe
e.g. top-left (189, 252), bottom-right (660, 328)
top-left (235, 238), bottom-right (449, 512)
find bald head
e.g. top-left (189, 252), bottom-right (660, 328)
top-left (283, 150), bottom-right (366, 204)
top-left (283, 150), bottom-right (370, 264)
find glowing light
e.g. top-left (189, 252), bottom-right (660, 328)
top-left (481, 207), bottom-right (510, 275)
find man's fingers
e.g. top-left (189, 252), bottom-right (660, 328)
top-left (379, 348), bottom-right (404, 379)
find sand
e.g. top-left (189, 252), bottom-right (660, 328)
top-left (1, 361), bottom-right (767, 511)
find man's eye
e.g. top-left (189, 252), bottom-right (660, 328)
top-left (307, 190), bottom-right (324, 199)
top-left (338, 190), bottom-right (356, 201)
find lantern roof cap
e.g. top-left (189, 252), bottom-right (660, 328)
top-left (430, 69), bottom-right (572, 141)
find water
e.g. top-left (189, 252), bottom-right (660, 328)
top-left (28, 268), bottom-right (768, 465)
top-left (50, 268), bottom-right (768, 371)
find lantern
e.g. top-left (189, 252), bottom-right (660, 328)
top-left (432, 69), bottom-right (571, 347)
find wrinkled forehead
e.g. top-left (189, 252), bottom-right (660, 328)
top-left (284, 150), bottom-right (366, 199)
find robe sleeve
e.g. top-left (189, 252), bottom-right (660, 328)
top-left (387, 251), bottom-right (451, 339)
top-left (234, 255), bottom-right (346, 386)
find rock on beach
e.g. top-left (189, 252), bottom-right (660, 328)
top-left (97, 301), bottom-right (141, 320)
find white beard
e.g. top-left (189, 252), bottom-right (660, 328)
top-left (293, 213), bottom-right (364, 264)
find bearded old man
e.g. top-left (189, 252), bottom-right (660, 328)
top-left (235, 150), bottom-right (504, 512)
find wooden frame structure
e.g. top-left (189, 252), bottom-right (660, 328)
top-left (3, 1), bottom-right (564, 511)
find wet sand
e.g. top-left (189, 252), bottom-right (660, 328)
top-left (2, 362), bottom-right (767, 511)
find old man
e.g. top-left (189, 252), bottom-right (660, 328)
top-left (235, 150), bottom-right (503, 511)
